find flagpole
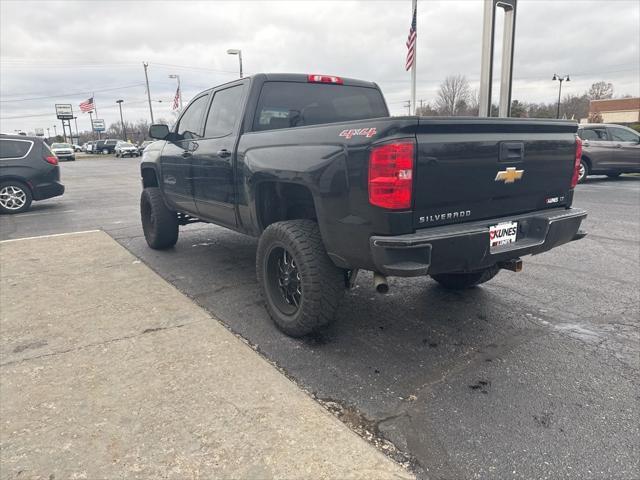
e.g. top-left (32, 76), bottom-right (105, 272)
top-left (410, 0), bottom-right (417, 115)
top-left (92, 93), bottom-right (101, 140)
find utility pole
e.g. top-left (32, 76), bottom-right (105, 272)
top-left (46, 127), bottom-right (51, 141)
top-left (116, 100), bottom-right (127, 141)
top-left (404, 100), bottom-right (411, 115)
top-left (73, 116), bottom-right (79, 144)
top-left (53, 125), bottom-right (57, 138)
top-left (143, 62), bottom-right (155, 123)
top-left (552, 74), bottom-right (570, 119)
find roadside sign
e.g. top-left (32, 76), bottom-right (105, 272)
top-left (34, 128), bottom-right (44, 136)
top-left (55, 104), bottom-right (73, 119)
top-left (92, 119), bottom-right (106, 132)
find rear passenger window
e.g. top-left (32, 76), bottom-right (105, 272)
top-left (204, 85), bottom-right (246, 138)
top-left (177, 94), bottom-right (209, 139)
top-left (0, 139), bottom-right (33, 159)
top-left (579, 128), bottom-right (607, 141)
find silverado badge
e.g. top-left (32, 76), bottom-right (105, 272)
top-left (495, 167), bottom-right (524, 184)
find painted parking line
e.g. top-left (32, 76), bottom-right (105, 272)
top-left (0, 229), bottom-right (101, 243)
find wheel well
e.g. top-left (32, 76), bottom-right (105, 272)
top-left (0, 176), bottom-right (31, 192)
top-left (256, 182), bottom-right (317, 230)
top-left (141, 168), bottom-right (159, 188)
top-left (581, 155), bottom-right (592, 169)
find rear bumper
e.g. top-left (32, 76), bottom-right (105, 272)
top-left (370, 207), bottom-right (587, 277)
top-left (32, 181), bottom-right (65, 201)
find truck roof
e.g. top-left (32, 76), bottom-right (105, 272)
top-left (203, 73), bottom-right (380, 93)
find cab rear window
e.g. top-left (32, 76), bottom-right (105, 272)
top-left (253, 81), bottom-right (388, 131)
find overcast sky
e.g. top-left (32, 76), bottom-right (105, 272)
top-left (1, 0), bottom-right (639, 136)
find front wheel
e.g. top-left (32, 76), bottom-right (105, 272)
top-left (578, 159), bottom-right (589, 183)
top-left (431, 265), bottom-right (500, 290)
top-left (256, 220), bottom-right (345, 337)
top-left (0, 181), bottom-right (33, 214)
top-left (140, 187), bottom-right (178, 249)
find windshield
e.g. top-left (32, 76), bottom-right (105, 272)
top-left (51, 143), bottom-right (71, 148)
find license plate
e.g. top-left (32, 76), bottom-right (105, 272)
top-left (489, 221), bottom-right (518, 248)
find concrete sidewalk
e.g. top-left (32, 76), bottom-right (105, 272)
top-left (0, 231), bottom-right (412, 480)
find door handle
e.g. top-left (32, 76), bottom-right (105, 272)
top-left (217, 149), bottom-right (232, 158)
top-left (182, 151), bottom-right (192, 158)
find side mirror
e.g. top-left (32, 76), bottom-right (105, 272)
top-left (149, 124), bottom-right (170, 140)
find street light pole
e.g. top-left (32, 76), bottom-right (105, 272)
top-left (73, 116), bottom-right (79, 144)
top-left (552, 74), bottom-right (570, 119)
top-left (116, 99), bottom-right (127, 141)
top-left (169, 74), bottom-right (183, 110)
top-left (227, 49), bottom-right (243, 78)
top-left (53, 125), bottom-right (57, 137)
top-left (46, 128), bottom-right (51, 141)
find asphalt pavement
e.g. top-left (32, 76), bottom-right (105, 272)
top-left (1, 156), bottom-right (638, 479)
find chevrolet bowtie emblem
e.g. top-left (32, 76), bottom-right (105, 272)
top-left (495, 167), bottom-right (524, 184)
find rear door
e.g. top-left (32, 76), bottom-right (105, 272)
top-left (413, 119), bottom-right (578, 229)
top-left (192, 82), bottom-right (247, 226)
top-left (607, 126), bottom-right (640, 170)
top-left (579, 126), bottom-right (612, 170)
top-left (159, 93), bottom-right (209, 213)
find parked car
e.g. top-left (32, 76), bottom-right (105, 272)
top-left (0, 134), bottom-right (64, 214)
top-left (115, 141), bottom-right (139, 157)
top-left (576, 123), bottom-right (640, 182)
top-left (83, 141), bottom-right (95, 153)
top-left (72, 144), bottom-right (82, 152)
top-left (95, 139), bottom-right (118, 154)
top-left (138, 140), bottom-right (154, 155)
top-left (50, 142), bottom-right (75, 161)
top-left (139, 73), bottom-right (587, 337)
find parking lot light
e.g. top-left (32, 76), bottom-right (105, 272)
top-left (116, 99), bottom-right (127, 141)
top-left (227, 49), bottom-right (243, 78)
top-left (552, 74), bottom-right (570, 119)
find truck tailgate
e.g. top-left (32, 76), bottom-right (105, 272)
top-left (413, 118), bottom-right (578, 228)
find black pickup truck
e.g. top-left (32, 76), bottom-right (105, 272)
top-left (140, 73), bottom-right (586, 337)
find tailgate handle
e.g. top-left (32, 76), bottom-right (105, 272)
top-left (500, 142), bottom-right (524, 163)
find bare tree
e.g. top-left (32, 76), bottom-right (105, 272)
top-left (588, 81), bottom-right (613, 100)
top-left (435, 75), bottom-right (470, 116)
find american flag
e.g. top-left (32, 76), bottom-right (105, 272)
top-left (405, 3), bottom-right (417, 71)
top-left (79, 97), bottom-right (94, 113)
top-left (171, 87), bottom-right (180, 110)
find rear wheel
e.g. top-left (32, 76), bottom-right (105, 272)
top-left (256, 220), bottom-right (345, 337)
top-left (431, 265), bottom-right (500, 290)
top-left (140, 187), bottom-right (178, 249)
top-left (0, 181), bottom-right (32, 214)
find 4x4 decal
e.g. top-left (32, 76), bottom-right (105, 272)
top-left (339, 127), bottom-right (377, 139)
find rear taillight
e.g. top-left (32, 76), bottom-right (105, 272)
top-left (368, 141), bottom-right (414, 210)
top-left (44, 155), bottom-right (58, 165)
top-left (571, 136), bottom-right (582, 188)
top-left (307, 74), bottom-right (343, 84)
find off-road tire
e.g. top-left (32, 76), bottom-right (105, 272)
top-left (256, 220), bottom-right (345, 337)
top-left (140, 187), bottom-right (178, 249)
top-left (431, 265), bottom-right (501, 290)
